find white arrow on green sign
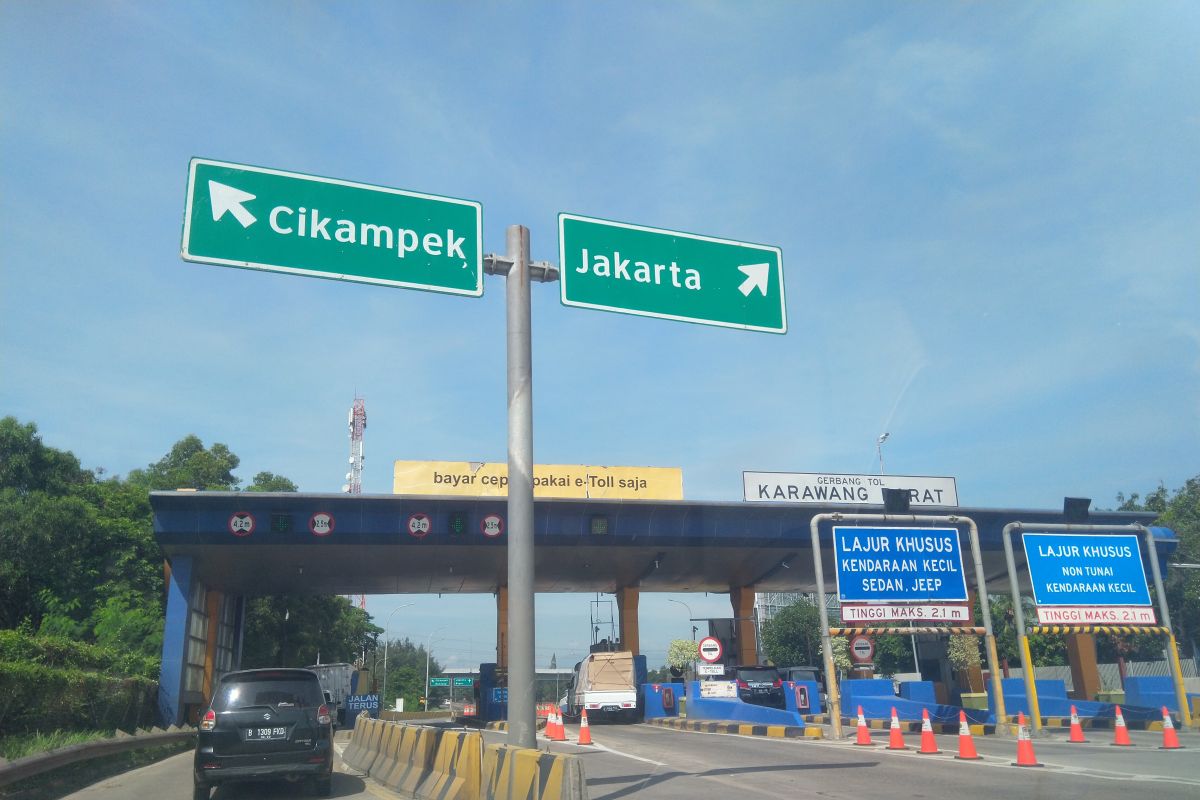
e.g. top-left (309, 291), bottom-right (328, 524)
top-left (559, 213), bottom-right (786, 333)
top-left (181, 158), bottom-right (483, 296)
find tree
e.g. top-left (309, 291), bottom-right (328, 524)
top-left (872, 634), bottom-right (914, 676)
top-left (0, 417), bottom-right (89, 495)
top-left (761, 598), bottom-right (822, 666)
top-left (1118, 477), bottom-right (1200, 656)
top-left (127, 434), bottom-right (239, 490)
top-left (241, 596), bottom-right (378, 668)
top-left (247, 472), bottom-right (299, 492)
top-left (375, 638), bottom-right (440, 711)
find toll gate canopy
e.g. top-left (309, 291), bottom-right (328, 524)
top-left (151, 491), bottom-right (1170, 725)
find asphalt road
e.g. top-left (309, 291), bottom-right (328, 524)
top-left (53, 721), bottom-right (1200, 800)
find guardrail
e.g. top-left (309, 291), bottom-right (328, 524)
top-left (0, 727), bottom-right (197, 788)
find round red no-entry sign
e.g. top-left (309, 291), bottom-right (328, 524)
top-left (850, 634), bottom-right (875, 664)
top-left (698, 636), bottom-right (723, 664)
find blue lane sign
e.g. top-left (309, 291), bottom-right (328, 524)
top-left (345, 694), bottom-right (380, 715)
top-left (1022, 533), bottom-right (1151, 606)
top-left (491, 687), bottom-right (508, 703)
top-left (834, 527), bottom-right (967, 602)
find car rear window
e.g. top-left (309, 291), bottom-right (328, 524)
top-left (213, 674), bottom-right (323, 711)
top-left (737, 669), bottom-right (780, 682)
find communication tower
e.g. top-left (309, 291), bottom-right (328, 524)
top-left (343, 397), bottom-right (367, 494)
top-left (344, 397), bottom-right (367, 610)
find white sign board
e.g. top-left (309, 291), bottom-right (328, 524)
top-left (841, 604), bottom-right (970, 623)
top-left (743, 471), bottom-right (958, 507)
top-left (1036, 606), bottom-right (1156, 625)
top-left (700, 681), bottom-right (738, 698)
top-left (696, 664), bottom-right (727, 676)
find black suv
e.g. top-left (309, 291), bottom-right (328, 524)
top-left (194, 668), bottom-right (333, 799)
top-left (733, 665), bottom-right (785, 709)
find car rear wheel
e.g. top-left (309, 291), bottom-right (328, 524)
top-left (313, 775), bottom-right (332, 797)
top-left (192, 781), bottom-right (210, 800)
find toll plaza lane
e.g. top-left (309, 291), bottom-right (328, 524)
top-left (48, 722), bottom-right (1200, 800)
top-left (536, 721), bottom-right (1200, 800)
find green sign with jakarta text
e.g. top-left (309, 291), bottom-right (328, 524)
top-left (559, 213), bottom-right (786, 333)
top-left (182, 158), bottom-right (483, 296)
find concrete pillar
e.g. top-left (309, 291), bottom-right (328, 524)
top-left (1067, 633), bottom-right (1102, 701)
top-left (495, 587), bottom-right (508, 669)
top-left (617, 587), bottom-right (640, 655)
top-left (158, 556), bottom-right (193, 726)
top-left (730, 586), bottom-right (758, 665)
top-left (202, 589), bottom-right (223, 702)
top-left (964, 590), bottom-right (985, 693)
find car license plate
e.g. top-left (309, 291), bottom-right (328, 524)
top-left (246, 726), bottom-right (288, 740)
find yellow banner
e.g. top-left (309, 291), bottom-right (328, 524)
top-left (392, 460), bottom-right (683, 500)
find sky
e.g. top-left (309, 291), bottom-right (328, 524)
top-left (2, 2), bottom-right (1197, 671)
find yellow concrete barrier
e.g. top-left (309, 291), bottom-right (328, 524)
top-left (368, 721), bottom-right (403, 778)
top-left (342, 716), bottom-right (384, 773)
top-left (353, 722), bottom-right (585, 800)
top-left (415, 729), bottom-right (481, 800)
top-left (482, 743), bottom-right (586, 800)
top-left (383, 725), bottom-right (440, 796)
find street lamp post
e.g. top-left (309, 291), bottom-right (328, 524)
top-left (423, 629), bottom-right (444, 712)
top-left (666, 598), bottom-right (696, 639)
top-left (877, 433), bottom-right (919, 672)
top-left (382, 603), bottom-right (414, 711)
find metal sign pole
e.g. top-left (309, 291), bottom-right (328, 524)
top-left (1139, 525), bottom-right (1193, 728)
top-left (809, 515), bottom-right (842, 740)
top-left (504, 225), bottom-right (536, 748)
top-left (1001, 524), bottom-right (1039, 732)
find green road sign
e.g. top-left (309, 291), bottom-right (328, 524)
top-left (429, 677), bottom-right (450, 687)
top-left (182, 158), bottom-right (483, 296)
top-left (558, 213), bottom-right (786, 333)
top-left (452, 677), bottom-right (474, 687)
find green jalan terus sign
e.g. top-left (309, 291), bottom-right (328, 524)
top-left (558, 213), bottom-right (786, 333)
top-left (182, 158), bottom-right (483, 296)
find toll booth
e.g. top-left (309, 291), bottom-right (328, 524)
top-left (476, 662), bottom-right (508, 722)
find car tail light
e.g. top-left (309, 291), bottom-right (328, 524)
top-left (317, 704), bottom-right (331, 725)
top-left (200, 709), bottom-right (216, 731)
top-left (736, 679), bottom-right (749, 689)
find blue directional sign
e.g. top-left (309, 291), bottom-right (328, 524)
top-left (345, 694), bottom-right (380, 716)
top-left (1022, 533), bottom-right (1151, 606)
top-left (833, 527), bottom-right (967, 602)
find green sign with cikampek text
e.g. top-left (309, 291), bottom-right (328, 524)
top-left (558, 213), bottom-right (786, 333)
top-left (181, 158), bottom-right (483, 296)
top-left (429, 677), bottom-right (450, 687)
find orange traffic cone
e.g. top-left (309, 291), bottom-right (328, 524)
top-left (1111, 705), bottom-right (1133, 747)
top-left (854, 705), bottom-right (874, 745)
top-left (955, 710), bottom-right (981, 760)
top-left (917, 708), bottom-right (941, 754)
top-left (887, 707), bottom-right (907, 750)
top-left (548, 709), bottom-right (564, 741)
top-left (1012, 711), bottom-right (1043, 767)
top-left (1067, 705), bottom-right (1088, 743)
top-left (577, 708), bottom-right (593, 745)
top-left (1160, 707), bottom-right (1183, 750)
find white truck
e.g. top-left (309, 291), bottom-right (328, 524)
top-left (568, 651), bottom-right (646, 723)
top-left (305, 662), bottom-right (355, 726)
